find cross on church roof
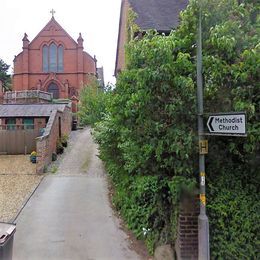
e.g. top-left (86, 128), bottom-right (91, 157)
top-left (50, 9), bottom-right (56, 17)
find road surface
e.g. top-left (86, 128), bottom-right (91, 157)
top-left (13, 128), bottom-right (142, 260)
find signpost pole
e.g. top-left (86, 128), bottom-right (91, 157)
top-left (197, 1), bottom-right (210, 259)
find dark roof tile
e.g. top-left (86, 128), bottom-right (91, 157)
top-left (0, 104), bottom-right (67, 118)
top-left (128, 0), bottom-right (189, 31)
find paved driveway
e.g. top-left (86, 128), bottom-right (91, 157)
top-left (13, 128), bottom-right (142, 260)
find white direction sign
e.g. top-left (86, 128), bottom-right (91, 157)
top-left (207, 113), bottom-right (246, 136)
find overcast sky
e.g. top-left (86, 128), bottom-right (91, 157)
top-left (1, 0), bottom-right (122, 85)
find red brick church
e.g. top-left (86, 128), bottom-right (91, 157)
top-left (12, 11), bottom-right (96, 100)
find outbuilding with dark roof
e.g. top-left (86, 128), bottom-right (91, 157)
top-left (0, 103), bottom-right (67, 118)
top-left (0, 103), bottom-right (70, 132)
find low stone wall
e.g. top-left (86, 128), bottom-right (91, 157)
top-left (36, 107), bottom-right (71, 173)
top-left (3, 90), bottom-right (52, 104)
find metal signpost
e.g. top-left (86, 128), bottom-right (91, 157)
top-left (196, 1), bottom-right (247, 259)
top-left (196, 2), bottom-right (210, 259)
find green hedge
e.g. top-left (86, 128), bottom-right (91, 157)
top-left (91, 0), bottom-right (259, 257)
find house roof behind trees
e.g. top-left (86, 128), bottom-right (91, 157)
top-left (129, 0), bottom-right (189, 32)
top-left (0, 103), bottom-right (68, 118)
top-left (115, 0), bottom-right (189, 76)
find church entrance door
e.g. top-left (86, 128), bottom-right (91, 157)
top-left (48, 83), bottom-right (59, 99)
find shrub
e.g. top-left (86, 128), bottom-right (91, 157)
top-left (106, 163), bottom-right (197, 253)
top-left (207, 172), bottom-right (259, 258)
top-left (56, 140), bottom-right (64, 154)
top-left (94, 0), bottom-right (259, 257)
top-left (60, 134), bottom-right (68, 147)
top-left (52, 153), bottom-right (57, 161)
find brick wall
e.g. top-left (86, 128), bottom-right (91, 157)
top-left (36, 110), bottom-right (57, 173)
top-left (16, 118), bottom-right (23, 129)
top-left (36, 106), bottom-right (71, 173)
top-left (34, 118), bottom-right (47, 131)
top-left (61, 107), bottom-right (72, 135)
top-left (115, 0), bottom-right (130, 76)
top-left (175, 196), bottom-right (199, 260)
top-left (0, 117), bottom-right (47, 131)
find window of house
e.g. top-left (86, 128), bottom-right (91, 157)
top-left (23, 118), bottom-right (34, 129)
top-left (6, 118), bottom-right (16, 130)
top-left (42, 43), bottom-right (64, 73)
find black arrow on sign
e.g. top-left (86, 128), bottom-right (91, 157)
top-left (208, 117), bottom-right (214, 132)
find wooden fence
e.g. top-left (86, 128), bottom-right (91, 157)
top-left (0, 128), bottom-right (39, 155)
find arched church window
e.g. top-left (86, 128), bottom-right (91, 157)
top-left (49, 43), bottom-right (57, 72)
top-left (43, 45), bottom-right (48, 72)
top-left (58, 45), bottom-right (64, 72)
top-left (47, 83), bottom-right (59, 99)
top-left (42, 43), bottom-right (64, 73)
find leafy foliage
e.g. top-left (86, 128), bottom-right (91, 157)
top-left (104, 160), bottom-right (197, 253)
top-left (93, 0), bottom-right (259, 257)
top-left (0, 59), bottom-right (11, 91)
top-left (207, 171), bottom-right (259, 258)
top-left (78, 80), bottom-right (111, 126)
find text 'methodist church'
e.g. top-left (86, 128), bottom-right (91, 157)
top-left (12, 11), bottom-right (99, 100)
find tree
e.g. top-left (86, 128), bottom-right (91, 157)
top-left (78, 79), bottom-right (111, 126)
top-left (0, 59), bottom-right (11, 91)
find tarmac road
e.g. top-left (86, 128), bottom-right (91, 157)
top-left (13, 128), bottom-right (142, 260)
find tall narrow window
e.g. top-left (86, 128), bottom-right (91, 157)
top-left (49, 43), bottom-right (57, 72)
top-left (42, 43), bottom-right (64, 73)
top-left (43, 45), bottom-right (48, 72)
top-left (58, 45), bottom-right (64, 72)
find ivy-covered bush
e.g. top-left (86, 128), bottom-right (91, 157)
top-left (93, 0), bottom-right (259, 257)
top-left (104, 160), bottom-right (197, 253)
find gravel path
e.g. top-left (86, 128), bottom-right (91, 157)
top-left (0, 155), bottom-right (43, 222)
top-left (13, 127), bottom-right (146, 260)
top-left (0, 155), bottom-right (36, 175)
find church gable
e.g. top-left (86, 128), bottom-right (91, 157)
top-left (29, 17), bottom-right (78, 49)
top-left (13, 13), bottom-right (96, 100)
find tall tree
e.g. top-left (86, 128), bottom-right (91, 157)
top-left (0, 59), bottom-right (11, 91)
